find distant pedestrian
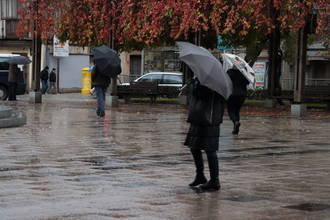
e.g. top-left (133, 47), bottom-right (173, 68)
top-left (91, 65), bottom-right (111, 117)
top-left (7, 64), bottom-right (20, 101)
top-left (40, 66), bottom-right (49, 94)
top-left (49, 68), bottom-right (57, 94)
top-left (226, 68), bottom-right (250, 135)
top-left (184, 77), bottom-right (225, 191)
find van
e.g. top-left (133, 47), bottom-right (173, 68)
top-left (0, 54), bottom-right (26, 100)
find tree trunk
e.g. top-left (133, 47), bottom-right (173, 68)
top-left (32, 1), bottom-right (41, 92)
top-left (267, 0), bottom-right (281, 97)
top-left (293, 21), bottom-right (307, 103)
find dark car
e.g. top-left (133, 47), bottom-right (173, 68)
top-left (118, 72), bottom-right (183, 98)
top-left (0, 60), bottom-right (26, 100)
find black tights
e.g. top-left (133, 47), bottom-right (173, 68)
top-left (190, 149), bottom-right (219, 180)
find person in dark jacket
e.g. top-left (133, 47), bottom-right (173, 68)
top-left (40, 66), bottom-right (49, 94)
top-left (226, 68), bottom-right (250, 135)
top-left (7, 64), bottom-right (20, 101)
top-left (184, 77), bottom-right (225, 191)
top-left (92, 65), bottom-right (111, 117)
top-left (49, 68), bottom-right (57, 94)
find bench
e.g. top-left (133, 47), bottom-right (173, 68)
top-left (117, 82), bottom-right (159, 103)
top-left (271, 85), bottom-right (330, 108)
top-left (303, 85), bottom-right (330, 101)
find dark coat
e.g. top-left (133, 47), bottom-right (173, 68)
top-left (186, 79), bottom-right (225, 126)
top-left (184, 78), bottom-right (225, 151)
top-left (40, 68), bottom-right (49, 81)
top-left (49, 71), bottom-right (56, 82)
top-left (91, 65), bottom-right (111, 88)
top-left (227, 69), bottom-right (249, 96)
top-left (8, 65), bottom-right (20, 83)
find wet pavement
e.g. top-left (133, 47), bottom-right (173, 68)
top-left (1, 96), bottom-right (330, 220)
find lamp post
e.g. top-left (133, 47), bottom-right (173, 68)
top-left (108, 29), bottom-right (119, 107)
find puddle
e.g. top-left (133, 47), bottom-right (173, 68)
top-left (223, 195), bottom-right (270, 202)
top-left (283, 203), bottom-right (330, 212)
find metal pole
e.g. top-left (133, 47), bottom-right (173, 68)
top-left (56, 58), bottom-right (60, 93)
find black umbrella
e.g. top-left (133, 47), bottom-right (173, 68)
top-left (6, 56), bottom-right (32, 65)
top-left (93, 45), bottom-right (121, 77)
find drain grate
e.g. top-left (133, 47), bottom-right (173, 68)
top-left (283, 203), bottom-right (330, 212)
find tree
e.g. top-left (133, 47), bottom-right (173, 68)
top-left (17, 0), bottom-right (329, 52)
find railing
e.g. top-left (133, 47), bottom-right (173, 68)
top-left (281, 78), bottom-right (330, 90)
top-left (306, 78), bottom-right (330, 86)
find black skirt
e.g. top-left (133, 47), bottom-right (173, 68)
top-left (184, 124), bottom-right (220, 151)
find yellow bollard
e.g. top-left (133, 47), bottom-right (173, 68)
top-left (81, 66), bottom-right (93, 95)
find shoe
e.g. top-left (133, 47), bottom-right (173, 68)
top-left (199, 179), bottom-right (221, 191)
top-left (99, 112), bottom-right (105, 117)
top-left (232, 122), bottom-right (240, 135)
top-left (189, 174), bottom-right (207, 187)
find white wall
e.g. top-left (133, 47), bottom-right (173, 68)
top-left (48, 55), bottom-right (89, 89)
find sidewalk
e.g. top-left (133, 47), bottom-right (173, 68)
top-left (1, 93), bottom-right (330, 219)
top-left (14, 92), bottom-right (330, 119)
top-left (18, 92), bottom-right (96, 104)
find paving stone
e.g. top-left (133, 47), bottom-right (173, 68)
top-left (0, 96), bottom-right (330, 220)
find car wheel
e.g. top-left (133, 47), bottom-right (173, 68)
top-left (0, 85), bottom-right (8, 100)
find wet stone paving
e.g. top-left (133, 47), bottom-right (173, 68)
top-left (0, 101), bottom-right (330, 220)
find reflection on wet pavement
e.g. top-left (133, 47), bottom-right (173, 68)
top-left (1, 102), bottom-right (330, 219)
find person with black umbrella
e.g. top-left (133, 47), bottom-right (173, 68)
top-left (92, 45), bottom-right (121, 117)
top-left (91, 64), bottom-right (111, 117)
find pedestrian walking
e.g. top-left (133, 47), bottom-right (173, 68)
top-left (7, 64), bottom-right (20, 101)
top-left (91, 65), bottom-right (111, 117)
top-left (40, 66), bottom-right (49, 94)
top-left (49, 68), bottom-right (57, 94)
top-left (226, 68), bottom-right (250, 135)
top-left (184, 77), bottom-right (225, 191)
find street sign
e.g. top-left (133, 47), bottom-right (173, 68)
top-left (53, 36), bottom-right (69, 57)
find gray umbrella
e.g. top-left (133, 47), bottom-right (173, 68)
top-left (176, 41), bottom-right (232, 99)
top-left (5, 56), bottom-right (32, 65)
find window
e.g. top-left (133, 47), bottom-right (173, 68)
top-left (138, 74), bottom-right (162, 83)
top-left (5, 19), bottom-right (18, 38)
top-left (162, 75), bottom-right (182, 84)
top-left (0, 61), bottom-right (9, 70)
top-left (1, 0), bottom-right (18, 20)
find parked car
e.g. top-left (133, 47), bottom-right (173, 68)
top-left (0, 55), bottom-right (26, 100)
top-left (118, 72), bottom-right (183, 98)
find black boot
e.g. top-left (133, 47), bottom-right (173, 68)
top-left (200, 151), bottom-right (220, 191)
top-left (232, 121), bottom-right (240, 135)
top-left (189, 173), bottom-right (207, 187)
top-left (189, 149), bottom-right (207, 187)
